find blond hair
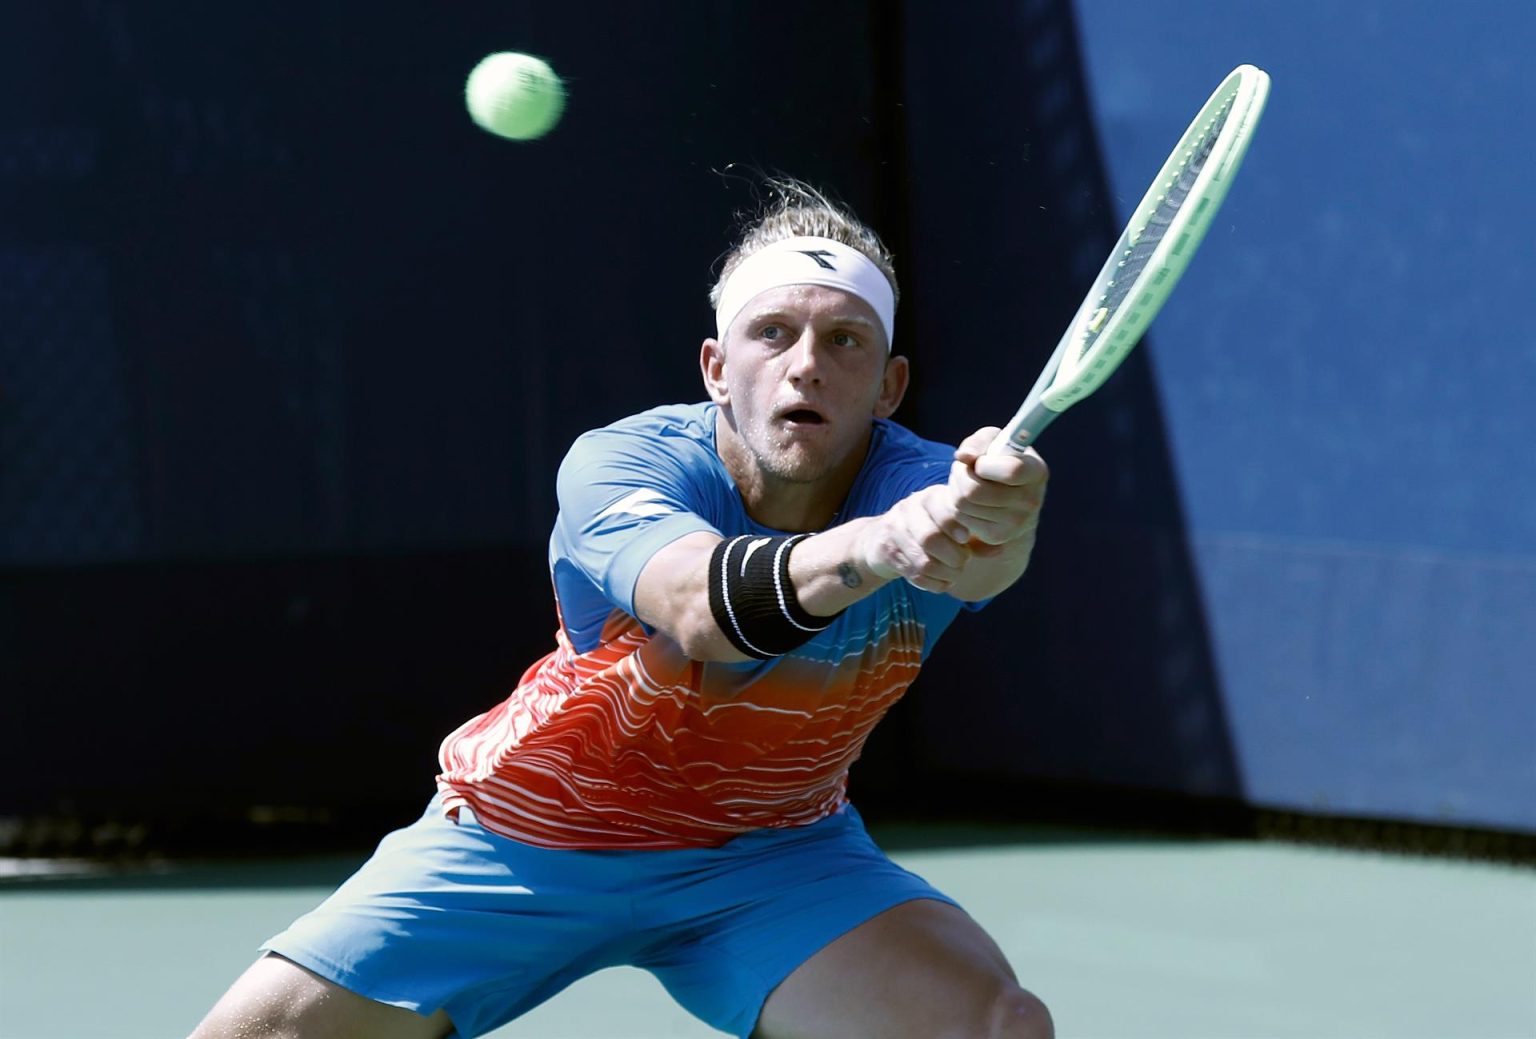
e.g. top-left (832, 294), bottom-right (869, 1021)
top-left (709, 178), bottom-right (899, 313)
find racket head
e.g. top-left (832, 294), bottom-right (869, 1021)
top-left (1044, 64), bottom-right (1270, 411)
top-left (989, 64), bottom-right (1269, 456)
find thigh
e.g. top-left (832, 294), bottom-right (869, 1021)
top-left (254, 798), bottom-right (635, 1037)
top-left (753, 899), bottom-right (1052, 1039)
top-left (639, 806), bottom-right (960, 1038)
top-left (189, 953), bottom-right (453, 1039)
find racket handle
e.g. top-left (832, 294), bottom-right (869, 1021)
top-left (987, 399), bottom-right (1059, 456)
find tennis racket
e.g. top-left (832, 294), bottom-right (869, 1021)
top-left (988, 63), bottom-right (1271, 456)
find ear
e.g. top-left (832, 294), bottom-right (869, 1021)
top-left (700, 337), bottom-right (730, 405)
top-left (872, 353), bottom-right (910, 419)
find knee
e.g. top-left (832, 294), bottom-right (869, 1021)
top-left (985, 984), bottom-right (1054, 1039)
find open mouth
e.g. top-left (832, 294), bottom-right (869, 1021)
top-left (778, 406), bottom-right (827, 426)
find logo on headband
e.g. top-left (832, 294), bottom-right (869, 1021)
top-left (795, 249), bottom-right (838, 270)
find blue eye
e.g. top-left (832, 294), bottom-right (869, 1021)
top-left (833, 332), bottom-right (859, 348)
top-left (760, 325), bottom-right (781, 341)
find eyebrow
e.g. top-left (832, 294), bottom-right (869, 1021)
top-left (745, 308), bottom-right (878, 330)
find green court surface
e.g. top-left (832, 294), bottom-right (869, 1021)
top-left (2, 830), bottom-right (1532, 1038)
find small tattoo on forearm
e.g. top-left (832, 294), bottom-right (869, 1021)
top-left (838, 562), bottom-right (863, 589)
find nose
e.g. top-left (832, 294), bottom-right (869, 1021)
top-left (785, 330), bottom-right (826, 383)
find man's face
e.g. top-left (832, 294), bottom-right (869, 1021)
top-left (702, 284), bottom-right (908, 486)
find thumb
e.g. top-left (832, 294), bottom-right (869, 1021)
top-left (953, 426), bottom-right (1002, 466)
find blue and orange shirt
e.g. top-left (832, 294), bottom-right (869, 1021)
top-left (437, 402), bottom-right (979, 849)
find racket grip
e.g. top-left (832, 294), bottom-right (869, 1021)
top-left (987, 399), bottom-right (1059, 456)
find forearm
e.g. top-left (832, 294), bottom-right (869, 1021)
top-left (784, 516), bottom-right (895, 617)
top-left (633, 524), bottom-right (894, 663)
top-left (633, 532), bottom-right (751, 661)
top-left (632, 438), bottom-right (1045, 660)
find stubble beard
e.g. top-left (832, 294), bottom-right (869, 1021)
top-left (719, 398), bottom-right (870, 505)
top-left (742, 418), bottom-right (839, 486)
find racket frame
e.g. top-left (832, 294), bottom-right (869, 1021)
top-left (989, 64), bottom-right (1271, 456)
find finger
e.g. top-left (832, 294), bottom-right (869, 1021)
top-left (905, 545), bottom-right (970, 588)
top-left (884, 538), bottom-right (966, 589)
top-left (955, 509), bottom-right (1033, 546)
top-left (956, 491), bottom-right (1046, 544)
top-left (905, 572), bottom-right (954, 594)
top-left (918, 485), bottom-right (975, 545)
top-left (917, 524), bottom-right (972, 568)
top-left (950, 461), bottom-right (1028, 508)
top-left (970, 447), bottom-right (1049, 487)
top-left (952, 426), bottom-right (1003, 466)
top-left (966, 540), bottom-right (1011, 559)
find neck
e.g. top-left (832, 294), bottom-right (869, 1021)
top-left (714, 410), bottom-right (871, 532)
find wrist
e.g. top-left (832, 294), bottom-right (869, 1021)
top-left (782, 518), bottom-right (895, 617)
top-left (855, 515), bottom-right (901, 581)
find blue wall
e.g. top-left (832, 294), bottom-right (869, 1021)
top-left (1073, 0), bottom-right (1536, 830)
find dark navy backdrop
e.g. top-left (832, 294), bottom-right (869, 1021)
top-left (1, 1), bottom-right (1528, 840)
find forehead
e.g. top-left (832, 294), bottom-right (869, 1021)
top-left (733, 284), bottom-right (883, 329)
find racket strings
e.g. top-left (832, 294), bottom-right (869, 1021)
top-left (992, 65), bottom-right (1269, 453)
top-left (1074, 97), bottom-right (1235, 366)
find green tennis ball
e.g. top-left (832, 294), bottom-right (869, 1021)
top-left (465, 52), bottom-right (565, 141)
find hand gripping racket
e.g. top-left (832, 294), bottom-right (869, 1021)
top-left (989, 64), bottom-right (1271, 456)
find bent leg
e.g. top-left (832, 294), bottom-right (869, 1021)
top-left (188, 953), bottom-right (454, 1039)
top-left (752, 899), bottom-right (1052, 1039)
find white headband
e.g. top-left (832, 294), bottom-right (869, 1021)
top-left (714, 236), bottom-right (896, 350)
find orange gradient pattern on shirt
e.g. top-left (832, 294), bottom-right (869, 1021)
top-left (437, 609), bottom-right (926, 849)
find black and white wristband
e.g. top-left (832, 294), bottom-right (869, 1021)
top-left (706, 534), bottom-right (843, 659)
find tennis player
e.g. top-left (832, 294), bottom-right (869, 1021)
top-left (191, 180), bottom-right (1053, 1039)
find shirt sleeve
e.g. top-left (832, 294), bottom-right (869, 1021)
top-left (553, 423), bottom-right (721, 619)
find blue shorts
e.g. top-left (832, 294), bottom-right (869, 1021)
top-left (262, 795), bottom-right (956, 1038)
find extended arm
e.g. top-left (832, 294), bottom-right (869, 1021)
top-left (633, 426), bottom-right (1047, 662)
top-left (632, 500), bottom-right (960, 662)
